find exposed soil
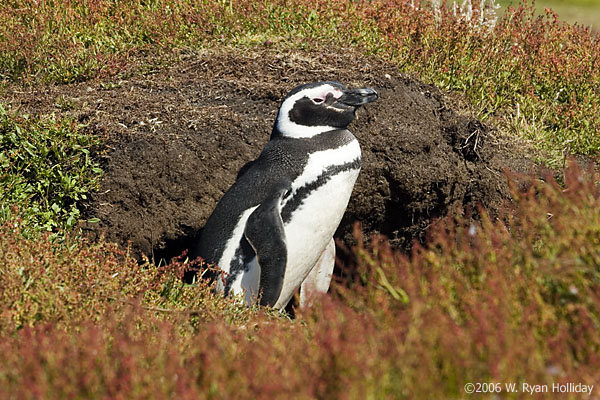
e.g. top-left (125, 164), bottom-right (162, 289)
top-left (7, 47), bottom-right (533, 262)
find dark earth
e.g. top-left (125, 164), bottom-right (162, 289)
top-left (8, 48), bottom-right (534, 264)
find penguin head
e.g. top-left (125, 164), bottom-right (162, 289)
top-left (272, 81), bottom-right (378, 139)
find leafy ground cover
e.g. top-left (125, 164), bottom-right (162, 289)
top-left (0, 105), bottom-right (103, 235)
top-left (0, 164), bottom-right (598, 398)
top-left (1, 0), bottom-right (599, 164)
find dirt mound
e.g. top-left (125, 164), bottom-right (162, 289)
top-left (8, 48), bottom-right (532, 262)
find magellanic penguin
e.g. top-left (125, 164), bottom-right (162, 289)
top-left (193, 81), bottom-right (378, 309)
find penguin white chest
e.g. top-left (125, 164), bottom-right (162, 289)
top-left (275, 139), bottom-right (361, 307)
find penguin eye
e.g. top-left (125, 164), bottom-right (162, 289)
top-left (312, 97), bottom-right (324, 104)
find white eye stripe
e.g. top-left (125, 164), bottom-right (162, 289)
top-left (276, 84), bottom-right (342, 138)
top-left (315, 88), bottom-right (343, 105)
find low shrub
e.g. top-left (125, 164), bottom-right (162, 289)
top-left (0, 164), bottom-right (598, 398)
top-left (337, 163), bottom-right (600, 397)
top-left (0, 104), bottom-right (103, 234)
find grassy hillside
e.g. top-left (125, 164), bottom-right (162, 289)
top-left (1, 0), bottom-right (599, 164)
top-left (498, 0), bottom-right (600, 29)
top-left (1, 0), bottom-right (599, 398)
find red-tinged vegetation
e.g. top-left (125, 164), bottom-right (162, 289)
top-left (0, 164), bottom-right (599, 398)
top-left (339, 162), bottom-right (600, 392)
top-left (1, 0), bottom-right (598, 158)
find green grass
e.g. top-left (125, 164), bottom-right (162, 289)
top-left (0, 104), bottom-right (103, 235)
top-left (498, 0), bottom-right (600, 29)
top-left (1, 0), bottom-right (598, 165)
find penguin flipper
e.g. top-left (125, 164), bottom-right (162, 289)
top-left (244, 187), bottom-right (288, 307)
top-left (300, 238), bottom-right (335, 308)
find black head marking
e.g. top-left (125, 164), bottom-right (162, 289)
top-left (273, 81), bottom-right (378, 139)
top-left (288, 95), bottom-right (355, 128)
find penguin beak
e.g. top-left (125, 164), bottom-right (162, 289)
top-left (337, 87), bottom-right (379, 106)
